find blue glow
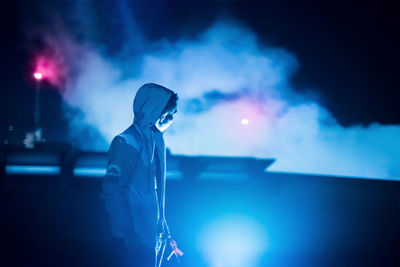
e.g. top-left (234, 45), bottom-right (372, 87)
top-left (6, 165), bottom-right (60, 175)
top-left (197, 215), bottom-right (268, 267)
top-left (73, 168), bottom-right (185, 179)
top-left (197, 172), bottom-right (249, 180)
top-left (166, 170), bottom-right (183, 180)
top-left (73, 167), bottom-right (106, 177)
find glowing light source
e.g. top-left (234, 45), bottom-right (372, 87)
top-left (6, 165), bottom-right (60, 175)
top-left (73, 167), bottom-right (106, 177)
top-left (33, 72), bottom-right (43, 80)
top-left (197, 215), bottom-right (268, 267)
top-left (241, 118), bottom-right (249, 125)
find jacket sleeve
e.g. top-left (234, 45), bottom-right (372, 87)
top-left (102, 136), bottom-right (138, 239)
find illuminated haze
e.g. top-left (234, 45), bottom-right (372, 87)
top-left (42, 19), bottom-right (399, 180)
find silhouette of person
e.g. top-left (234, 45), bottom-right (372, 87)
top-left (102, 83), bottom-right (182, 266)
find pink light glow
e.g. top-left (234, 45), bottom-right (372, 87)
top-left (33, 72), bottom-right (43, 80)
top-left (34, 56), bottom-right (57, 84)
top-left (225, 98), bottom-right (271, 143)
top-left (33, 53), bottom-right (67, 89)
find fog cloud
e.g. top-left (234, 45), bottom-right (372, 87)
top-left (41, 19), bottom-right (399, 180)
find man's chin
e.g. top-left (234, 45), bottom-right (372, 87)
top-left (155, 122), bottom-right (172, 132)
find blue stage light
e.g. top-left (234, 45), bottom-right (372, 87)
top-left (197, 215), bottom-right (268, 267)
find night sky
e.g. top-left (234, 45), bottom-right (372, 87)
top-left (1, 0), bottom-right (399, 145)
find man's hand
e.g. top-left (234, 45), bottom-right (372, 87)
top-left (167, 239), bottom-right (183, 261)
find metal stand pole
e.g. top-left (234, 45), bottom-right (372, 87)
top-left (34, 80), bottom-right (40, 129)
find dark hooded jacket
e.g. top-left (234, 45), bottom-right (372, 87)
top-left (102, 83), bottom-right (174, 249)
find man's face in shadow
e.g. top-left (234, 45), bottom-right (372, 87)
top-left (155, 107), bottom-right (177, 132)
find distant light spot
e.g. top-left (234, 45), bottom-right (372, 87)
top-left (241, 118), bottom-right (249, 125)
top-left (34, 72), bottom-right (42, 80)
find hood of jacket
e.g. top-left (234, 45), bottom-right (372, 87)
top-left (133, 83), bottom-right (174, 130)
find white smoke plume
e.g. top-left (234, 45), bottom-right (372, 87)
top-left (58, 20), bottom-right (399, 180)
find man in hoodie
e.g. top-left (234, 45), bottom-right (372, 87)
top-left (102, 83), bottom-right (182, 267)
